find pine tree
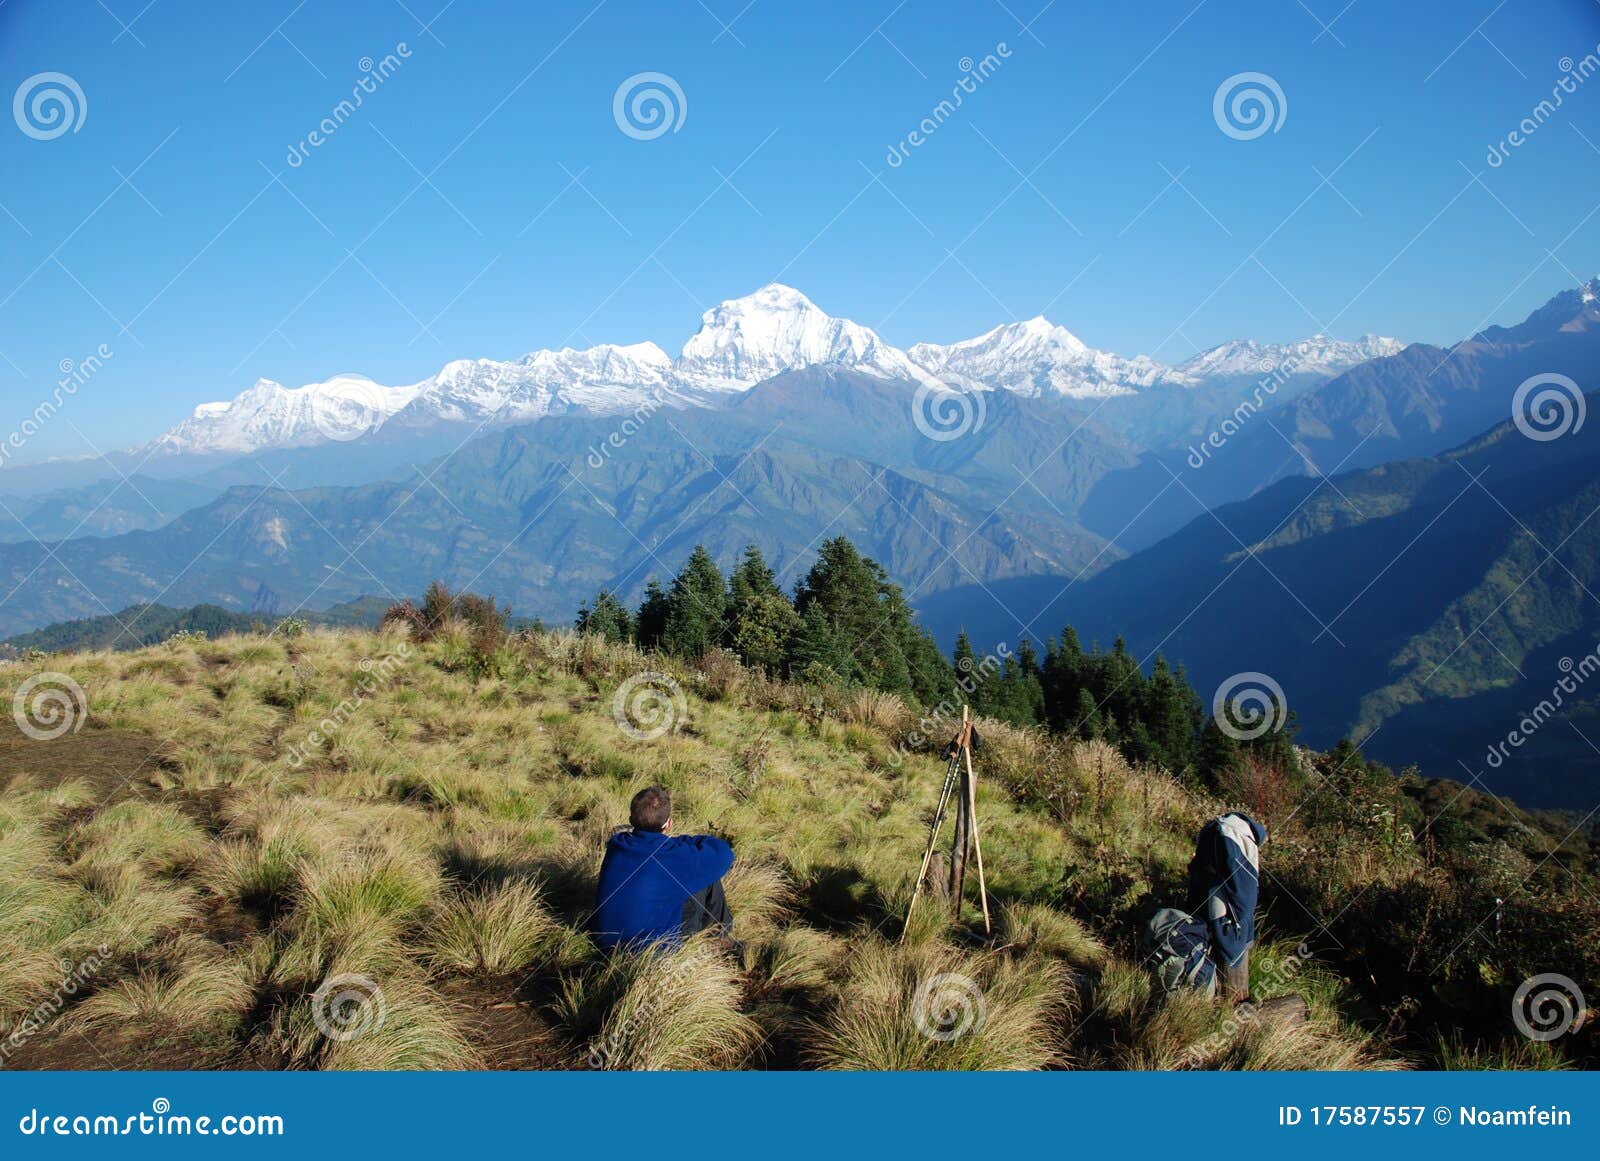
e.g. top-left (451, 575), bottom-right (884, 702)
top-left (904, 628), bottom-right (957, 707)
top-left (577, 588), bottom-right (631, 643)
top-left (635, 579), bottom-right (669, 650)
top-left (788, 603), bottom-right (856, 684)
top-left (1073, 687), bottom-right (1102, 740)
top-left (1196, 717), bottom-right (1242, 788)
top-left (795, 537), bottom-right (920, 698)
top-left (1042, 626), bottom-right (1084, 733)
top-left (663, 545), bottom-right (728, 659)
top-left (1015, 636), bottom-right (1047, 726)
top-left (1140, 655), bottom-right (1198, 774)
top-left (953, 631), bottom-right (984, 710)
top-left (728, 544), bottom-right (780, 612)
top-left (732, 591), bottom-right (800, 673)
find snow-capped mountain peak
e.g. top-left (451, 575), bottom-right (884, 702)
top-left (909, 317), bottom-right (1178, 399)
top-left (144, 285), bottom-right (1410, 457)
top-left (910, 316), bottom-right (1089, 371)
top-left (676, 283), bottom-right (936, 385)
top-left (1176, 334), bottom-right (1404, 380)
top-left (154, 374), bottom-right (422, 455)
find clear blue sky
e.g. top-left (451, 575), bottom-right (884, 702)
top-left (2, 0), bottom-right (1599, 462)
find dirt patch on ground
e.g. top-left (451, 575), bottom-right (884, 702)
top-left (0, 721), bottom-right (579, 1071)
top-left (4, 1023), bottom-right (280, 1071)
top-left (0, 723), bottom-right (170, 800)
top-left (441, 977), bottom-right (569, 1069)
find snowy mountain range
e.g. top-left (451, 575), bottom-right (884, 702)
top-left (144, 284), bottom-right (1403, 457)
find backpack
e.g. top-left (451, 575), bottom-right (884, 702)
top-left (1143, 907), bottom-right (1217, 997)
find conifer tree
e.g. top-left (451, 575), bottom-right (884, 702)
top-left (788, 602), bottom-right (856, 684)
top-left (577, 588), bottom-right (631, 643)
top-left (733, 591), bottom-right (800, 673)
top-left (1196, 716), bottom-right (1242, 788)
top-left (663, 545), bottom-right (728, 659)
top-left (1015, 636), bottom-right (1047, 726)
top-left (1073, 687), bottom-right (1102, 740)
top-left (728, 544), bottom-right (781, 611)
top-left (635, 579), bottom-right (669, 650)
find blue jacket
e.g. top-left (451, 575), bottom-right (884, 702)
top-left (1186, 812), bottom-right (1267, 968)
top-left (592, 828), bottom-right (735, 951)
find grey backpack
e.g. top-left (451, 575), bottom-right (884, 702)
top-left (1143, 907), bottom-right (1217, 997)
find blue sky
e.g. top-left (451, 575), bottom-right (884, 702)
top-left (2, 0), bottom-right (1599, 462)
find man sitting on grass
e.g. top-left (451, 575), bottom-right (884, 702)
top-left (592, 785), bottom-right (737, 954)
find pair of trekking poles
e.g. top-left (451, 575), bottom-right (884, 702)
top-left (903, 706), bottom-right (991, 939)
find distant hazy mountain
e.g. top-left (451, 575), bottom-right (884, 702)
top-left (1080, 279), bottom-right (1600, 550)
top-left (931, 392), bottom-right (1600, 810)
top-left (1, 596), bottom-right (387, 654)
top-left (0, 476), bottom-right (219, 543)
top-left (0, 369), bottom-right (1136, 639)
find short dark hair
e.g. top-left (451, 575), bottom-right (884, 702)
top-left (630, 786), bottom-right (671, 832)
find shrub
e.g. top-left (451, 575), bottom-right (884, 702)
top-left (559, 940), bottom-right (760, 1070)
top-left (422, 881), bottom-right (559, 976)
top-left (808, 938), bottom-right (1070, 1070)
top-left (70, 939), bottom-right (257, 1035)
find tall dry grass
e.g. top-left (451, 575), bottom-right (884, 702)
top-left (0, 625), bottom-right (1421, 1072)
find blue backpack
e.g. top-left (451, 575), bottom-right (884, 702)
top-left (1143, 907), bottom-right (1217, 997)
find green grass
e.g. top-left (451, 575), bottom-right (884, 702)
top-left (0, 625), bottom-right (1572, 1070)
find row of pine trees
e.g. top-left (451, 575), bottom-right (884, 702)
top-left (578, 538), bottom-right (954, 707)
top-left (577, 536), bottom-right (1291, 785)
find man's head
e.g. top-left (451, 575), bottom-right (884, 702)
top-left (629, 785), bottom-right (672, 833)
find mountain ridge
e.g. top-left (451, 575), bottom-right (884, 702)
top-left (134, 282), bottom-right (1403, 459)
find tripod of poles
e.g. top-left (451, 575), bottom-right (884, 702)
top-left (903, 705), bottom-right (991, 938)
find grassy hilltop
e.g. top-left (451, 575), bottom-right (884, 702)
top-left (0, 621), bottom-right (1593, 1070)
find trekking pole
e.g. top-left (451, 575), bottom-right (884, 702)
top-left (902, 747), bottom-right (962, 940)
top-left (948, 711), bottom-right (972, 920)
top-left (961, 722), bottom-right (993, 935)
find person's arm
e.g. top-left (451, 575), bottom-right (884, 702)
top-left (665, 834), bottom-right (735, 893)
top-left (1208, 834), bottom-right (1260, 964)
top-left (1193, 828), bottom-right (1233, 948)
